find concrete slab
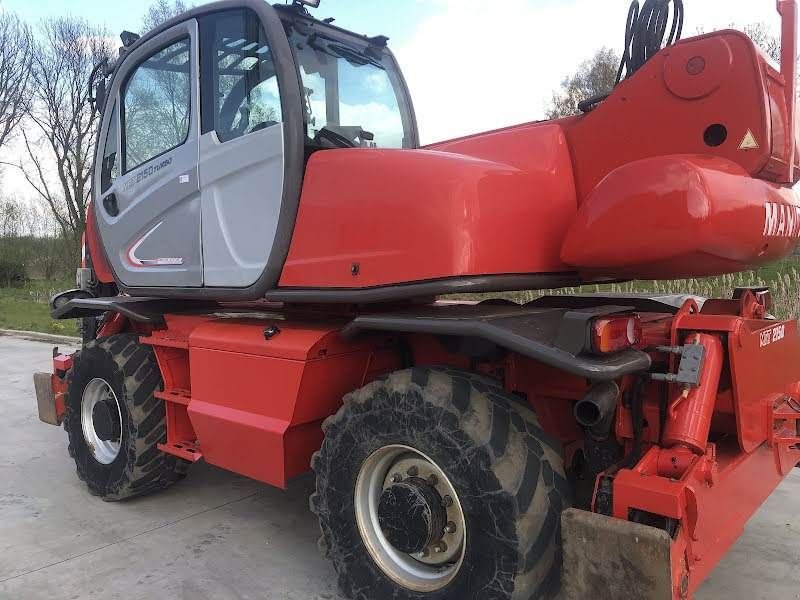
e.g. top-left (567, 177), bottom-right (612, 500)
top-left (0, 336), bottom-right (798, 599)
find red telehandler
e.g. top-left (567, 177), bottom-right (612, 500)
top-left (32, 0), bottom-right (800, 598)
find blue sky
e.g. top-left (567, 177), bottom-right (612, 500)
top-left (0, 0), bottom-right (782, 198)
top-left (0, 1), bottom-right (433, 47)
top-left (0, 0), bottom-right (785, 196)
top-left (1, 0), bottom-right (780, 144)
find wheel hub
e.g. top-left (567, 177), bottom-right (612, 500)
top-left (91, 399), bottom-right (121, 441)
top-left (354, 445), bottom-right (467, 593)
top-left (80, 378), bottom-right (122, 465)
top-left (378, 477), bottom-right (446, 555)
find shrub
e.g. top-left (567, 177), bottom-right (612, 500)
top-left (0, 259), bottom-right (27, 287)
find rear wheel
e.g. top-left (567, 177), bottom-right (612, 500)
top-left (311, 367), bottom-right (570, 600)
top-left (64, 334), bottom-right (189, 501)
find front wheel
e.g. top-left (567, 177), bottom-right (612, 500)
top-left (311, 367), bottom-right (570, 600)
top-left (63, 334), bottom-right (189, 501)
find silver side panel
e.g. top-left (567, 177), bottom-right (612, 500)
top-left (108, 159), bottom-right (202, 288)
top-left (199, 124), bottom-right (285, 287)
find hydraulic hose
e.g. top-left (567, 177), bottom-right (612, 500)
top-left (616, 0), bottom-right (684, 85)
top-left (578, 0), bottom-right (684, 113)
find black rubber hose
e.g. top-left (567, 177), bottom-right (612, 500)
top-left (620, 0), bottom-right (684, 85)
top-left (578, 0), bottom-right (684, 113)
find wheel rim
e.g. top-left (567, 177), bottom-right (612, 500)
top-left (355, 444), bottom-right (467, 593)
top-left (80, 378), bottom-right (123, 465)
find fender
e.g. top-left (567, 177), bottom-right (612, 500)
top-left (342, 300), bottom-right (653, 382)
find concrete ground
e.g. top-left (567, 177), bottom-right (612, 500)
top-left (1, 336), bottom-right (798, 600)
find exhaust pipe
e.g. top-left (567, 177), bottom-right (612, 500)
top-left (574, 382), bottom-right (620, 440)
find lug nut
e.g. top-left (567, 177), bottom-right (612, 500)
top-left (428, 474), bottom-right (438, 486)
top-left (432, 542), bottom-right (447, 554)
top-left (391, 473), bottom-right (403, 483)
top-left (444, 521), bottom-right (457, 534)
top-left (443, 495), bottom-right (453, 507)
top-left (407, 466), bottom-right (419, 477)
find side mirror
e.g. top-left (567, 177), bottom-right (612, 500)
top-left (95, 80), bottom-right (108, 113)
top-left (88, 58), bottom-right (110, 112)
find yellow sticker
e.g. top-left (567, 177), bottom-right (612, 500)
top-left (739, 129), bottom-right (759, 150)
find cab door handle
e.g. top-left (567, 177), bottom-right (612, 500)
top-left (103, 193), bottom-right (119, 217)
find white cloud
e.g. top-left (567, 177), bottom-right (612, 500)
top-left (396, 0), bottom-right (782, 144)
top-left (365, 71), bottom-right (390, 94)
top-left (340, 101), bottom-right (404, 146)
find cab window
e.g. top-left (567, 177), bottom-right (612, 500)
top-left (201, 9), bottom-right (282, 142)
top-left (292, 31), bottom-right (409, 149)
top-left (122, 38), bottom-right (192, 171)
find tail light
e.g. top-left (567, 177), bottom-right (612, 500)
top-left (591, 314), bottom-right (642, 354)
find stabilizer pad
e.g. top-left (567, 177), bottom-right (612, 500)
top-left (561, 508), bottom-right (673, 600)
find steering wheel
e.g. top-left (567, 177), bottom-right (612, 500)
top-left (314, 127), bottom-right (357, 148)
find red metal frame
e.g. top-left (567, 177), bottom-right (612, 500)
top-left (63, 290), bottom-right (793, 600)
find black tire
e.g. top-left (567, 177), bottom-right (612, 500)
top-left (64, 333), bottom-right (189, 501)
top-left (311, 367), bottom-right (571, 600)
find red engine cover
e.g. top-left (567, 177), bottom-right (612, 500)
top-left (280, 124), bottom-right (578, 288)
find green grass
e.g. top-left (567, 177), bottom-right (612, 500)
top-left (0, 279), bottom-right (78, 336)
top-left (454, 257), bottom-right (800, 320)
top-left (3, 258), bottom-right (800, 337)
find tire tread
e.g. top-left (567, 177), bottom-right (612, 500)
top-left (311, 366), bottom-right (569, 600)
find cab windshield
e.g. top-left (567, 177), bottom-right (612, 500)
top-left (291, 30), bottom-right (413, 149)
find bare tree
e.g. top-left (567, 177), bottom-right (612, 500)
top-left (143, 0), bottom-right (191, 33)
top-left (743, 23), bottom-right (781, 63)
top-left (546, 48), bottom-right (620, 119)
top-left (0, 13), bottom-right (33, 152)
top-left (547, 22), bottom-right (789, 121)
top-left (20, 17), bottom-right (113, 251)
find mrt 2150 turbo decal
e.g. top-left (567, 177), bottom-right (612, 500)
top-left (760, 323), bottom-right (786, 348)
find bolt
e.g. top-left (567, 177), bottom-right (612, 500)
top-left (443, 495), bottom-right (454, 507)
top-left (432, 542), bottom-right (447, 554)
top-left (391, 473), bottom-right (403, 484)
top-left (350, 263), bottom-right (360, 276)
top-left (264, 325), bottom-right (281, 340)
top-left (428, 474), bottom-right (438, 486)
top-left (444, 521), bottom-right (457, 534)
top-left (407, 466), bottom-right (419, 477)
top-left (420, 548), bottom-right (430, 558)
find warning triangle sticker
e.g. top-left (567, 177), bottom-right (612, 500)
top-left (739, 129), bottom-right (759, 150)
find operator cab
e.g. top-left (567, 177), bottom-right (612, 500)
top-left (91, 0), bottom-right (417, 297)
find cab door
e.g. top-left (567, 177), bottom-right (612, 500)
top-left (197, 8), bottom-right (286, 288)
top-left (94, 20), bottom-right (202, 288)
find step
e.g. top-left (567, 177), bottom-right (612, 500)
top-left (158, 440), bottom-right (202, 462)
top-left (140, 334), bottom-right (189, 350)
top-left (155, 389), bottom-right (192, 406)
